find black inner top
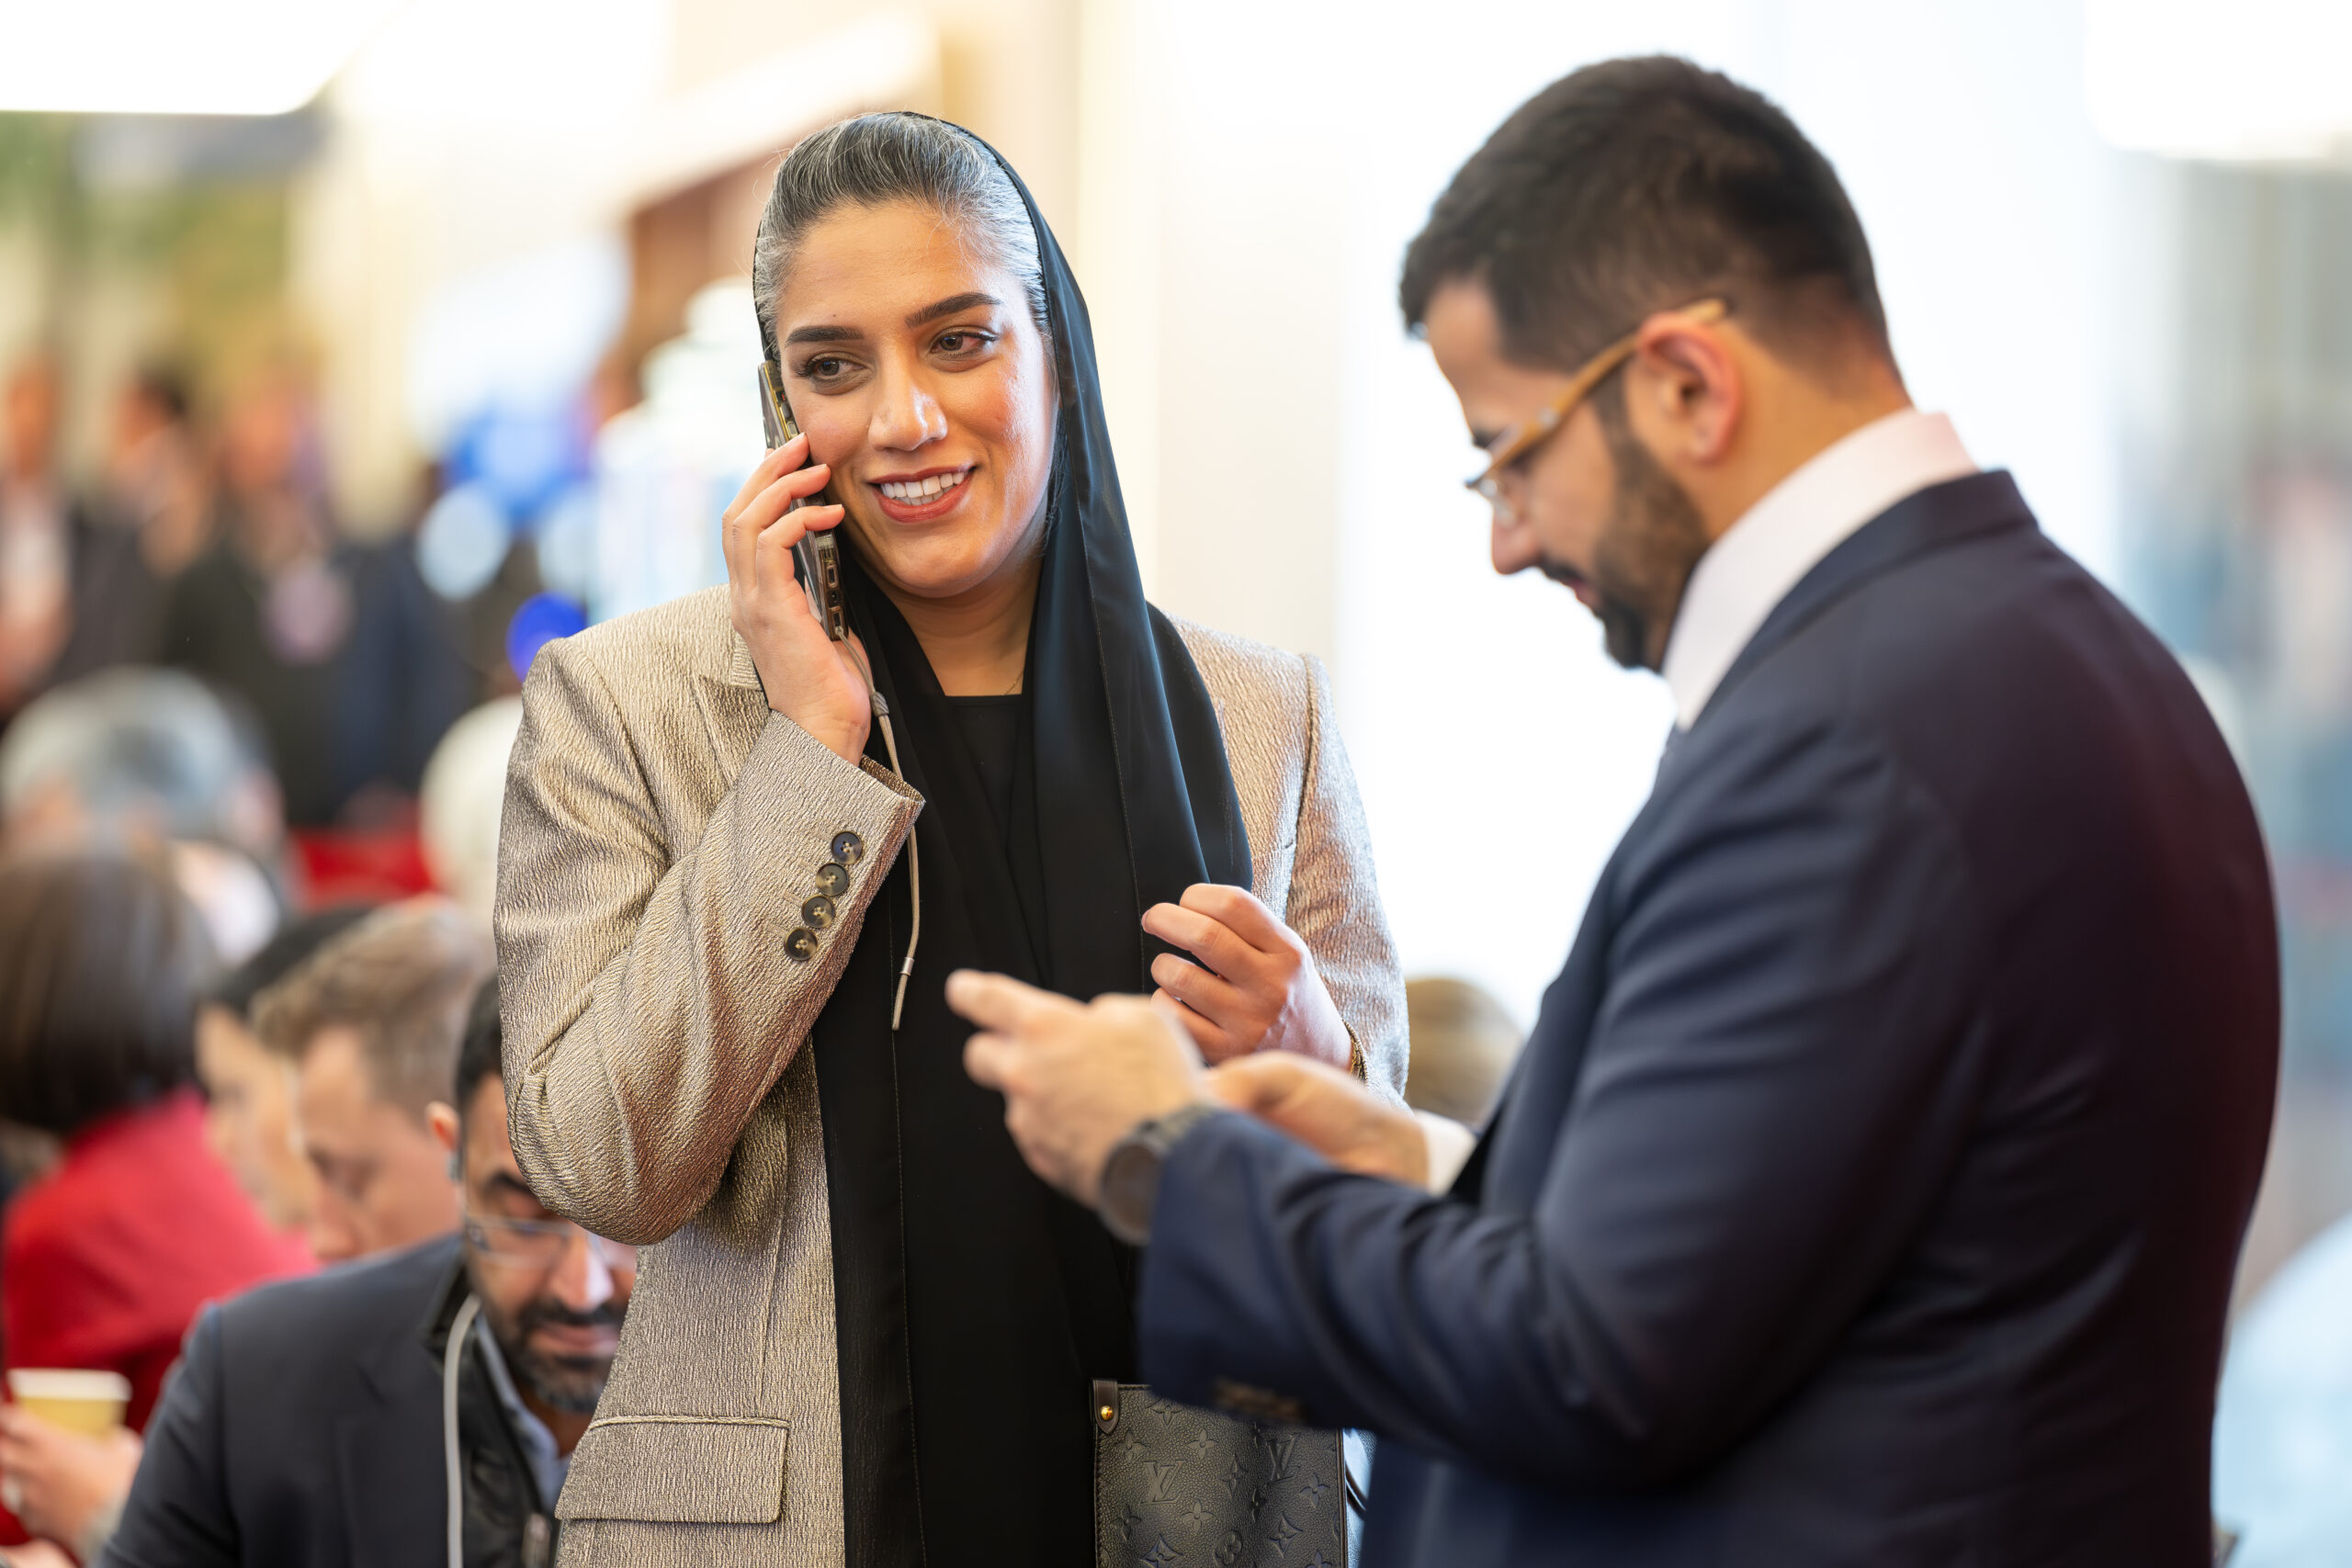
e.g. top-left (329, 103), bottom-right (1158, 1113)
top-left (816, 677), bottom-right (1138, 1568)
top-left (948, 694), bottom-right (1023, 841)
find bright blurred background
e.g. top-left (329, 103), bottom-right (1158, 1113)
top-left (4, 0), bottom-right (2350, 1553)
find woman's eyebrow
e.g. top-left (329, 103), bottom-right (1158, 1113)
top-left (906, 291), bottom-right (1002, 327)
top-left (783, 322), bottom-right (864, 347)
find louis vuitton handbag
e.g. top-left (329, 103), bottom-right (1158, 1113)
top-left (1092, 1381), bottom-right (1349, 1568)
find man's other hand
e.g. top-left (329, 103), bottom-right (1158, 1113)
top-left (950, 971), bottom-right (1204, 1206)
top-left (1202, 1053), bottom-right (1432, 1188)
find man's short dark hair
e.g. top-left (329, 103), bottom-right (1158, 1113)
top-left (0, 852), bottom-right (207, 1134)
top-left (1400, 57), bottom-right (1892, 378)
top-left (456, 975), bottom-right (503, 1119)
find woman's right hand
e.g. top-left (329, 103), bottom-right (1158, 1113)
top-left (722, 434), bottom-right (873, 764)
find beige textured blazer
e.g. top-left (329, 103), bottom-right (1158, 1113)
top-left (495, 585), bottom-right (1405, 1566)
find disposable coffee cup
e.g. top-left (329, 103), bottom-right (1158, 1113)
top-left (6, 1370), bottom-right (130, 1436)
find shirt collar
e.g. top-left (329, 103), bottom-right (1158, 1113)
top-left (1660, 409), bottom-right (1978, 729)
top-left (472, 1314), bottom-right (572, 1509)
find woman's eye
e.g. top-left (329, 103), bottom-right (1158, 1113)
top-left (804, 356), bottom-right (848, 381)
top-left (934, 331), bottom-right (992, 355)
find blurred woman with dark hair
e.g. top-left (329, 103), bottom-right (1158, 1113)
top-left (0, 852), bottom-right (310, 1560)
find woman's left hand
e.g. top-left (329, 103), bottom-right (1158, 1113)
top-left (1141, 885), bottom-right (1351, 1069)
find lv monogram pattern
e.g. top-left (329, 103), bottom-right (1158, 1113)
top-left (1094, 1385), bottom-right (1346, 1568)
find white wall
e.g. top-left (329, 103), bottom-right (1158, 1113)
top-left (1089, 0), bottom-right (2113, 1024)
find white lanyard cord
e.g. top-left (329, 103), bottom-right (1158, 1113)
top-left (443, 1293), bottom-right (483, 1568)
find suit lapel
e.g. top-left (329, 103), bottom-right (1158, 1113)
top-left (339, 1324), bottom-right (447, 1568)
top-left (694, 628), bottom-right (773, 791)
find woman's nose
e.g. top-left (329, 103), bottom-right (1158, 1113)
top-left (868, 364), bottom-right (949, 453)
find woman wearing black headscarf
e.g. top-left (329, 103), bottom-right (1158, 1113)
top-left (496, 113), bottom-right (1405, 1566)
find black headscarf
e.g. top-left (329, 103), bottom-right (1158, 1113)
top-left (795, 120), bottom-right (1251, 1566)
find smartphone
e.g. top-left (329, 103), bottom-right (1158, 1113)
top-left (756, 362), bottom-right (847, 641)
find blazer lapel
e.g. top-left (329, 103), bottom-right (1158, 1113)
top-left (694, 628), bottom-right (773, 791)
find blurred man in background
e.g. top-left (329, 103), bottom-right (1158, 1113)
top-left (0, 355), bottom-right (154, 722)
top-left (197, 908), bottom-right (378, 1240)
top-left (952, 56), bottom-right (2277, 1567)
top-left (100, 367), bottom-right (212, 585)
top-left (252, 897), bottom-right (492, 1263)
top-left (101, 979), bottom-right (637, 1568)
top-left (0, 357), bottom-right (76, 718)
top-left (0, 667), bottom-right (288, 964)
top-left (163, 377), bottom-right (469, 829)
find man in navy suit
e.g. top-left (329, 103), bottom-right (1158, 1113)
top-left (949, 56), bottom-right (2277, 1566)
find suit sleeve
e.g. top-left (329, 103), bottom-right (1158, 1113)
top-left (1289, 652), bottom-right (1408, 1102)
top-left (495, 636), bottom-right (922, 1245)
top-left (96, 1309), bottom-right (237, 1568)
top-left (1139, 713), bottom-right (1984, 1488)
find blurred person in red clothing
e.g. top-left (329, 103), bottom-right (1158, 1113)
top-left (2, 899), bottom-right (474, 1564)
top-left (0, 852), bottom-right (311, 1558)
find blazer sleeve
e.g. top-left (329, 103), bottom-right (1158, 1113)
top-left (1138, 711), bottom-right (1984, 1489)
top-left (96, 1308), bottom-right (236, 1568)
top-left (495, 635), bottom-right (922, 1244)
top-left (1289, 652), bottom-right (1408, 1101)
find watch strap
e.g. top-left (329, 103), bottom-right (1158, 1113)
top-left (1100, 1101), bottom-right (1222, 1245)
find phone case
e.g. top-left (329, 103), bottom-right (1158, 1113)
top-left (757, 364), bottom-right (848, 641)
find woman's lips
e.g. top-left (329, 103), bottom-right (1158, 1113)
top-left (870, 463), bottom-right (968, 524)
top-left (870, 468), bottom-right (975, 524)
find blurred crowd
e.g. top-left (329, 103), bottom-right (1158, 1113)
top-left (0, 345), bottom-right (589, 1564)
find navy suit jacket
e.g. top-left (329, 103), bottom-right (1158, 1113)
top-left (1139, 473), bottom-right (2278, 1566)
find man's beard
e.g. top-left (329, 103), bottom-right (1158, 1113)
top-left (1543, 422), bottom-right (1711, 671)
top-left (474, 1284), bottom-right (625, 1416)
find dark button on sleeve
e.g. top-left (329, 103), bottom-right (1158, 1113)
top-left (830, 830), bottom-right (865, 866)
top-left (814, 862), bottom-right (850, 898)
top-left (783, 927), bottom-right (819, 963)
top-left (801, 896), bottom-right (838, 931)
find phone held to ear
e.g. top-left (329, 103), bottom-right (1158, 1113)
top-left (758, 362), bottom-right (848, 642)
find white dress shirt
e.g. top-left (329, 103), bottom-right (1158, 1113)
top-left (1414, 409), bottom-right (1978, 1196)
top-left (1661, 408), bottom-right (1978, 729)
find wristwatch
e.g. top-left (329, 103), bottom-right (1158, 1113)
top-left (1098, 1102), bottom-right (1223, 1245)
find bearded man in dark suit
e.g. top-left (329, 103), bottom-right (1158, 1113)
top-left (948, 56), bottom-right (2278, 1568)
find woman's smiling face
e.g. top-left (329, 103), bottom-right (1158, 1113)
top-left (774, 198), bottom-right (1057, 604)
